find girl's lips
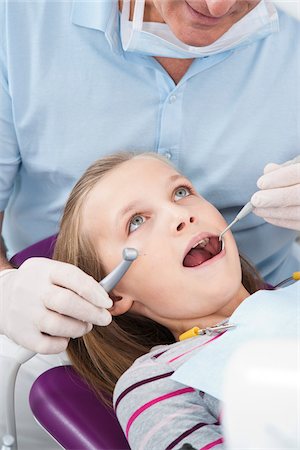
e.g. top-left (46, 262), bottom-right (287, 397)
top-left (184, 1), bottom-right (225, 26)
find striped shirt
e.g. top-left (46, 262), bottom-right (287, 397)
top-left (113, 333), bottom-right (225, 450)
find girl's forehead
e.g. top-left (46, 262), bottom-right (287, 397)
top-left (122, 155), bottom-right (176, 172)
top-left (101, 155), bottom-right (180, 185)
top-left (85, 156), bottom-right (180, 207)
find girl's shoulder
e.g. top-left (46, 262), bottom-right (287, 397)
top-left (113, 334), bottom-right (211, 405)
top-left (113, 336), bottom-right (222, 450)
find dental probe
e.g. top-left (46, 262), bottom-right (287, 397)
top-left (99, 247), bottom-right (138, 292)
top-left (219, 154), bottom-right (300, 241)
top-left (3, 248), bottom-right (138, 450)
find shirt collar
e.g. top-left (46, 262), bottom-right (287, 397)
top-left (71, 0), bottom-right (123, 54)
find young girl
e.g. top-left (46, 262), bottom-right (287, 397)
top-left (53, 151), bottom-right (270, 450)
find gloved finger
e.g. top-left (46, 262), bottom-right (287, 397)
top-left (253, 206), bottom-right (300, 221)
top-left (257, 164), bottom-right (300, 189)
top-left (262, 217), bottom-right (300, 231)
top-left (263, 162), bottom-right (281, 175)
top-left (44, 285), bottom-right (112, 326)
top-left (50, 263), bottom-right (113, 309)
top-left (30, 334), bottom-right (70, 355)
top-left (251, 184), bottom-right (300, 208)
top-left (38, 309), bottom-right (100, 339)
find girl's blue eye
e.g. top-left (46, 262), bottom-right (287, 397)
top-left (174, 186), bottom-right (191, 201)
top-left (129, 215), bottom-right (146, 233)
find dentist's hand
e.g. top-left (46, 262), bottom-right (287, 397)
top-left (251, 158), bottom-right (300, 230)
top-left (0, 258), bottom-right (113, 354)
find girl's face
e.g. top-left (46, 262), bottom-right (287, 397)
top-left (82, 156), bottom-right (248, 335)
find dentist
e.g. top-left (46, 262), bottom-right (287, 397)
top-left (0, 0), bottom-right (299, 448)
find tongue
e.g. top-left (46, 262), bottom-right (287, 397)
top-left (183, 247), bottom-right (213, 267)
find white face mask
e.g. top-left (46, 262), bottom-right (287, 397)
top-left (120, 0), bottom-right (278, 59)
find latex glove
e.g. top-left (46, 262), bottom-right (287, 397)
top-left (0, 258), bottom-right (113, 354)
top-left (251, 159), bottom-right (300, 231)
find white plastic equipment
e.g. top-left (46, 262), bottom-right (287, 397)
top-left (223, 339), bottom-right (299, 449)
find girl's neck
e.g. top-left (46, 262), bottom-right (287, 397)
top-left (172, 284), bottom-right (250, 341)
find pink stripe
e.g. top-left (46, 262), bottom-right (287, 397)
top-left (138, 404), bottom-right (200, 450)
top-left (126, 387), bottom-right (194, 439)
top-left (129, 361), bottom-right (164, 374)
top-left (168, 332), bottom-right (225, 363)
top-left (200, 437), bottom-right (223, 450)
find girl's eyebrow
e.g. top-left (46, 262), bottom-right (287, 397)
top-left (116, 174), bottom-right (185, 222)
top-left (117, 200), bottom-right (143, 222)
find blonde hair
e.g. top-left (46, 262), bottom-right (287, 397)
top-left (53, 151), bottom-right (264, 407)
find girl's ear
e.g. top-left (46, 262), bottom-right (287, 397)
top-left (108, 292), bottom-right (134, 316)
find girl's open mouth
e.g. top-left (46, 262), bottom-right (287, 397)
top-left (183, 235), bottom-right (224, 268)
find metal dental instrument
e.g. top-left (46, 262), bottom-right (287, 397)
top-left (219, 154), bottom-right (300, 241)
top-left (179, 320), bottom-right (236, 341)
top-left (2, 247), bottom-right (138, 450)
top-left (100, 247), bottom-right (138, 292)
top-left (219, 201), bottom-right (253, 241)
top-left (273, 271), bottom-right (300, 289)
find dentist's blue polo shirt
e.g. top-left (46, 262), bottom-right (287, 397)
top-left (0, 1), bottom-right (299, 284)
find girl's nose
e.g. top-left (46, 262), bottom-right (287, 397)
top-left (176, 216), bottom-right (196, 232)
top-left (205, 0), bottom-right (238, 17)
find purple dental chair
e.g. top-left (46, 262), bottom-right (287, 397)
top-left (10, 236), bottom-right (130, 450)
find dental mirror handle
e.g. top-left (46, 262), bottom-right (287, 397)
top-left (219, 201), bottom-right (253, 241)
top-left (219, 155), bottom-right (300, 241)
top-left (99, 247), bottom-right (138, 292)
top-left (234, 201), bottom-right (254, 222)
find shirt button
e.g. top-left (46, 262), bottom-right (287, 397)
top-left (164, 151), bottom-right (172, 160)
top-left (169, 95), bottom-right (177, 104)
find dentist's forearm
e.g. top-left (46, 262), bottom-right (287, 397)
top-left (0, 212), bottom-right (13, 270)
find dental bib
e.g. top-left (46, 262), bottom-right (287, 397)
top-left (120, 0), bottom-right (279, 58)
top-left (171, 282), bottom-right (299, 400)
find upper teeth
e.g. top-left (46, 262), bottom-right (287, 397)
top-left (192, 237), bottom-right (209, 249)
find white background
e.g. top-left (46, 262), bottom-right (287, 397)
top-left (273, 1), bottom-right (300, 19)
